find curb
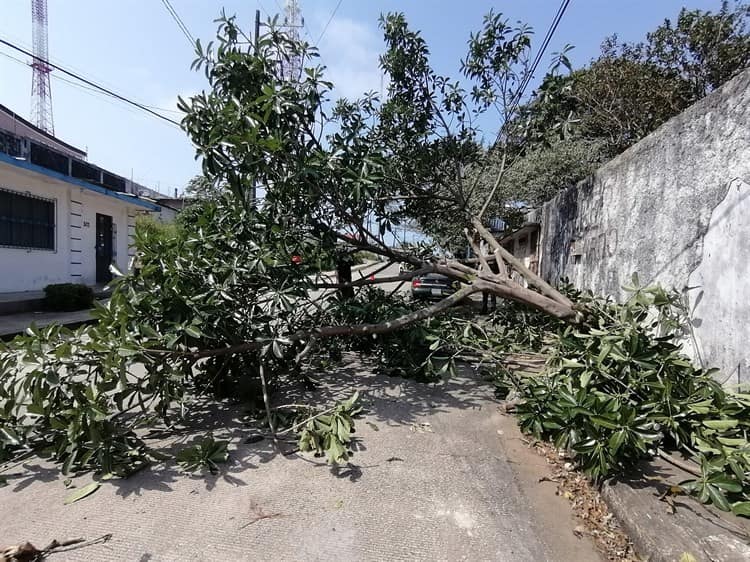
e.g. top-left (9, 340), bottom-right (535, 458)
top-left (600, 457), bottom-right (750, 561)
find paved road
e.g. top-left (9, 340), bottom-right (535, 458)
top-left (0, 355), bottom-right (600, 561)
top-left (311, 261), bottom-right (408, 301)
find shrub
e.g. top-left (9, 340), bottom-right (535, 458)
top-left (43, 283), bottom-right (94, 311)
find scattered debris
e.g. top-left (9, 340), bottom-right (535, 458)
top-left (63, 482), bottom-right (100, 505)
top-left (239, 501), bottom-right (284, 529)
top-left (365, 421), bottom-right (380, 432)
top-left (530, 439), bottom-right (638, 561)
top-left (386, 456), bottom-right (404, 463)
top-left (410, 422), bottom-right (433, 433)
top-left (2, 535), bottom-right (111, 561)
top-left (239, 512), bottom-right (284, 529)
top-left (244, 435), bottom-right (264, 444)
top-left (176, 435), bottom-right (229, 474)
top-left (538, 476), bottom-right (559, 484)
top-left (2, 542), bottom-right (38, 562)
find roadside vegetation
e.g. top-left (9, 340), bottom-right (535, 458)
top-left (466, 1), bottom-right (750, 237)
top-left (1, 3), bottom-right (749, 519)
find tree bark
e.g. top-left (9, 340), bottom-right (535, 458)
top-left (336, 260), bottom-right (354, 299)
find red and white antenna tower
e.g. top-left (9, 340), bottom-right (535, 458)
top-left (30, 0), bottom-right (54, 134)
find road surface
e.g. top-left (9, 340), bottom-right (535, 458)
top-left (0, 355), bottom-right (600, 561)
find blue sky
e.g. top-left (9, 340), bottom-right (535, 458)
top-left (0, 0), bottom-right (724, 197)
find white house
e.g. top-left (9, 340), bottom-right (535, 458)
top-left (0, 103), bottom-right (161, 293)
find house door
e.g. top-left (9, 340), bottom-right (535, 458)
top-left (95, 213), bottom-right (113, 283)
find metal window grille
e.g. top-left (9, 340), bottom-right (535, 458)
top-left (0, 187), bottom-right (55, 250)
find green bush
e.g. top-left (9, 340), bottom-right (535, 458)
top-left (43, 283), bottom-right (94, 311)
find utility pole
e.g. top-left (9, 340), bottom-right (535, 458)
top-left (250, 9), bottom-right (261, 205)
top-left (254, 9), bottom-right (260, 51)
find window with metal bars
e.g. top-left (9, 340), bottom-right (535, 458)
top-left (0, 188), bottom-right (55, 250)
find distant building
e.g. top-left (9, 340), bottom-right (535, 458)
top-left (0, 102), bottom-right (163, 293)
top-left (495, 221), bottom-right (541, 285)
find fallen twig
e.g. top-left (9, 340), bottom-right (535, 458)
top-left (1, 534), bottom-right (111, 562)
top-left (657, 449), bottom-right (701, 477)
top-left (43, 534), bottom-right (111, 555)
top-left (239, 513), bottom-right (284, 529)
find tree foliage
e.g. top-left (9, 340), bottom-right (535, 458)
top-left (4, 7), bottom-right (746, 522)
top-left (0, 10), bottom-right (576, 480)
top-left (483, 1), bottom-right (750, 218)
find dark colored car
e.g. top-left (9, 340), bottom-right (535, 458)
top-left (411, 273), bottom-right (459, 300)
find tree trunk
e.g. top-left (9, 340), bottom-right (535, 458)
top-left (336, 260), bottom-right (354, 299)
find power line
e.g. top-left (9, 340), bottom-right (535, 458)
top-left (0, 37), bottom-right (181, 127)
top-left (0, 48), bottom-right (184, 117)
top-left (316, 0), bottom-right (343, 46)
top-left (486, 0), bottom-right (572, 148)
top-left (505, 0), bottom-right (571, 120)
top-left (159, 0), bottom-right (196, 47)
top-left (0, 30), bottom-right (172, 112)
top-left (476, 0), bottom-right (572, 218)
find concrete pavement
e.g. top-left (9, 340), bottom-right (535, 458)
top-left (0, 308), bottom-right (95, 339)
top-left (0, 355), bottom-right (600, 561)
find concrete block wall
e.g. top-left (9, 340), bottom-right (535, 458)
top-left (534, 68), bottom-right (750, 384)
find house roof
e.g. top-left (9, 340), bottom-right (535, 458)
top-left (496, 222), bottom-right (540, 246)
top-left (0, 151), bottom-right (160, 211)
top-left (0, 102), bottom-right (86, 158)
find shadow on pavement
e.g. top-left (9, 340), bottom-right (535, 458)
top-left (3, 352), bottom-right (492, 498)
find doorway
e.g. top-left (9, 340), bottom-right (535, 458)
top-left (95, 213), bottom-right (113, 283)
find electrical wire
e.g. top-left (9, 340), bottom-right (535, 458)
top-left (316, 0), bottom-right (343, 46)
top-left (0, 30), bottom-right (179, 115)
top-left (504, 0), bottom-right (571, 121)
top-left (478, 0), bottom-right (573, 151)
top-left (473, 0), bottom-right (572, 218)
top-left (0, 49), bottom-right (184, 118)
top-left (159, 0), bottom-right (196, 47)
top-left (0, 37), bottom-right (182, 127)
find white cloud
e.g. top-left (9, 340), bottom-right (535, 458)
top-left (315, 17), bottom-right (384, 101)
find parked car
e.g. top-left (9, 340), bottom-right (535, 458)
top-left (411, 273), bottom-right (459, 300)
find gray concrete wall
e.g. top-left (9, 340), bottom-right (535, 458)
top-left (535, 67), bottom-right (750, 383)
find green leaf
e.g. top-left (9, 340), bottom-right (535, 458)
top-left (703, 419), bottom-right (739, 431)
top-left (63, 482), bottom-right (101, 505)
top-left (706, 484), bottom-right (731, 512)
top-left (579, 370), bottom-right (592, 388)
top-left (184, 326), bottom-right (202, 339)
top-left (731, 501), bottom-right (750, 517)
top-left (708, 474), bottom-right (742, 493)
top-left (608, 429), bottom-right (627, 452)
top-left (0, 427), bottom-right (21, 445)
top-left (591, 416), bottom-right (619, 430)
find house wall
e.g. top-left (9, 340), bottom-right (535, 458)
top-left (534, 68), bottom-right (750, 383)
top-left (0, 160), bottom-right (142, 292)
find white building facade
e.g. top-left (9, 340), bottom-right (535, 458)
top-left (0, 104), bottom-right (160, 293)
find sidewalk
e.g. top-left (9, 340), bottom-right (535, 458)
top-left (0, 308), bottom-right (95, 339)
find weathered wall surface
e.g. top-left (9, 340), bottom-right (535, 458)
top-left (536, 68), bottom-right (750, 383)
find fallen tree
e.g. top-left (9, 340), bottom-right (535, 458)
top-left (0, 10), bottom-right (574, 477)
top-left (3, 8), bottom-right (748, 521)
